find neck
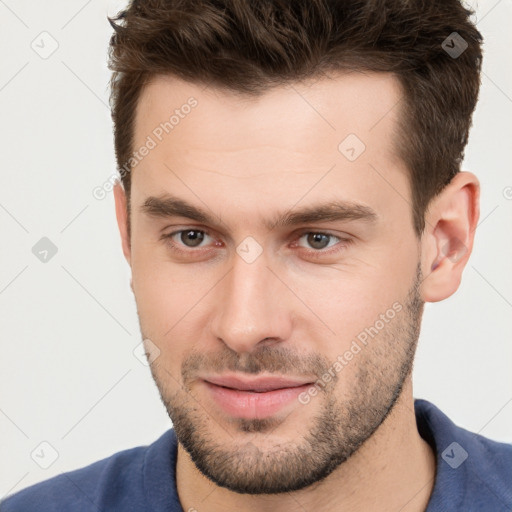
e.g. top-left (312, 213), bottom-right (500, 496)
top-left (176, 378), bottom-right (436, 512)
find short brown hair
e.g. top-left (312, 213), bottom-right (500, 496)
top-left (108, 0), bottom-right (483, 236)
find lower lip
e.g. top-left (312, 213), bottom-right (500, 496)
top-left (203, 381), bottom-right (312, 419)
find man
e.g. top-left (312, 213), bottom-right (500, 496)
top-left (2, 0), bottom-right (511, 511)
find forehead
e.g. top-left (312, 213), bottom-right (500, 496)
top-left (134, 71), bottom-right (403, 155)
top-left (131, 72), bottom-right (410, 231)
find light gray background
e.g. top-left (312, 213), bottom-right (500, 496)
top-left (1, 0), bottom-right (511, 498)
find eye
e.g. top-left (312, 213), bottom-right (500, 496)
top-left (297, 232), bottom-right (343, 251)
top-left (164, 229), bottom-right (215, 248)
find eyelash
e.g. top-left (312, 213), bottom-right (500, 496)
top-left (160, 229), bottom-right (354, 260)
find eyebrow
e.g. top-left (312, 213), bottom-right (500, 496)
top-left (140, 194), bottom-right (378, 230)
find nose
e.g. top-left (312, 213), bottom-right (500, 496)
top-left (210, 251), bottom-right (293, 354)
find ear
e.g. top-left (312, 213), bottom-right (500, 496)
top-left (114, 181), bottom-right (132, 266)
top-left (420, 171), bottom-right (480, 302)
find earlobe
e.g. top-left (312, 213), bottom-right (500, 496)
top-left (113, 181), bottom-right (132, 265)
top-left (420, 172), bottom-right (480, 303)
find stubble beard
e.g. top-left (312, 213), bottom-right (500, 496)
top-left (144, 265), bottom-right (424, 494)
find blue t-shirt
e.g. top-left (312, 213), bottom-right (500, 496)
top-left (2, 399), bottom-right (511, 511)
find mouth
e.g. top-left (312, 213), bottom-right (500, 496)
top-left (201, 374), bottom-right (315, 419)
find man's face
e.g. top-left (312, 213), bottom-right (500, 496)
top-left (126, 72), bottom-right (425, 493)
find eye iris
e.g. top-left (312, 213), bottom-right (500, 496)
top-left (181, 230), bottom-right (204, 247)
top-left (307, 233), bottom-right (330, 250)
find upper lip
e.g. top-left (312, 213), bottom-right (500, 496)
top-left (203, 374), bottom-right (314, 392)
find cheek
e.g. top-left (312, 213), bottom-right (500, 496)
top-left (289, 260), bottom-right (413, 352)
top-left (130, 242), bottom-right (219, 345)
top-left (131, 256), bottom-right (197, 383)
top-left (130, 241), bottom-right (181, 334)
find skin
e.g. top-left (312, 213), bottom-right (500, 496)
top-left (113, 71), bottom-right (480, 511)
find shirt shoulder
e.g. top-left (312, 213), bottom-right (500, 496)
top-left (455, 423), bottom-right (512, 510)
top-left (0, 431), bottom-right (176, 512)
top-left (415, 399), bottom-right (512, 511)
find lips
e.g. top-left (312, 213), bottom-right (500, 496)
top-left (203, 374), bottom-right (313, 392)
top-left (201, 374), bottom-right (314, 419)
